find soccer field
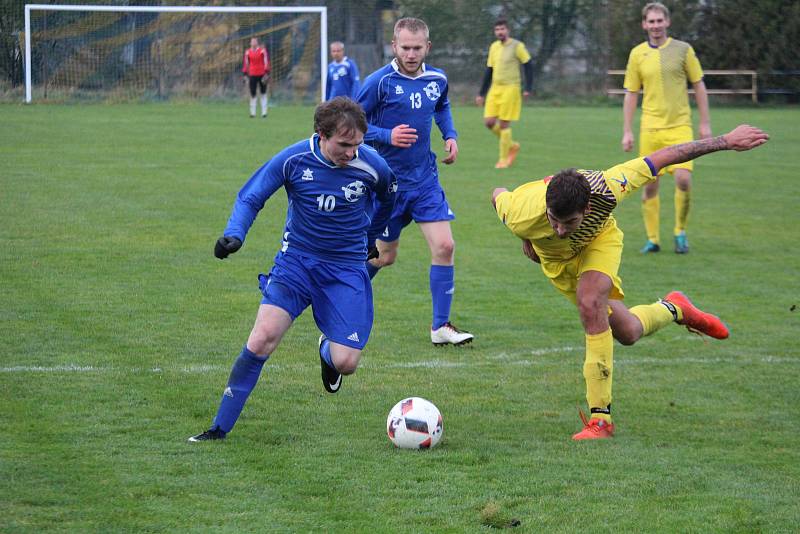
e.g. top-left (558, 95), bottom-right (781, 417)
top-left (2, 102), bottom-right (799, 531)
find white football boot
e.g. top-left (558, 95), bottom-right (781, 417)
top-left (430, 322), bottom-right (474, 346)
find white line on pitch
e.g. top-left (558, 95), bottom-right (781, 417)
top-left (2, 350), bottom-right (798, 374)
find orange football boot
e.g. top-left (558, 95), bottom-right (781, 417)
top-left (664, 291), bottom-right (729, 339)
top-left (572, 409), bottom-right (615, 440)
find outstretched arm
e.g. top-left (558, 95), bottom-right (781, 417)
top-left (647, 124), bottom-right (769, 175)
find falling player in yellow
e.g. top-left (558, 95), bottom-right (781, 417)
top-left (492, 125), bottom-right (768, 440)
top-left (476, 18), bottom-right (533, 169)
top-left (622, 2), bottom-right (711, 254)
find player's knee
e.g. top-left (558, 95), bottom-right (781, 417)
top-left (577, 294), bottom-right (604, 325)
top-left (484, 118), bottom-right (496, 129)
top-left (675, 172), bottom-right (691, 190)
top-left (433, 239), bottom-right (455, 262)
top-left (334, 350), bottom-right (360, 375)
top-left (613, 327), bottom-right (639, 346)
top-left (248, 329), bottom-right (281, 355)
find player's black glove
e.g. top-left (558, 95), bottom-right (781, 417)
top-left (367, 245), bottom-right (379, 260)
top-left (214, 236), bottom-right (242, 259)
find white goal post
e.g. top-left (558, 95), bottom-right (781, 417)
top-left (23, 4), bottom-right (328, 103)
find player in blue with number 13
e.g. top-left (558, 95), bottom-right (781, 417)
top-left (189, 97), bottom-right (396, 442)
top-left (357, 17), bottom-right (474, 346)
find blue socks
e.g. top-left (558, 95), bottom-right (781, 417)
top-left (430, 265), bottom-right (454, 330)
top-left (212, 346), bottom-right (268, 433)
top-left (319, 336), bottom-right (336, 370)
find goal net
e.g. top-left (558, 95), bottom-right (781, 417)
top-left (24, 4), bottom-right (327, 103)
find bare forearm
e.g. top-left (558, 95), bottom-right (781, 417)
top-left (648, 135), bottom-right (727, 172)
top-left (693, 81), bottom-right (711, 125)
top-left (622, 91), bottom-right (637, 133)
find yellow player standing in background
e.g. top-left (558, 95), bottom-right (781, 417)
top-left (622, 2), bottom-right (711, 254)
top-left (476, 18), bottom-right (533, 169)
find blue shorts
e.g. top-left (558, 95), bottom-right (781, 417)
top-left (379, 181), bottom-right (455, 242)
top-left (258, 251), bottom-right (373, 349)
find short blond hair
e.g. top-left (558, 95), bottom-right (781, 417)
top-left (393, 17), bottom-right (429, 40)
top-left (642, 2), bottom-right (670, 20)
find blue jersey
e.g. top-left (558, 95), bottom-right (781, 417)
top-left (223, 135), bottom-right (396, 265)
top-left (326, 56), bottom-right (361, 100)
top-left (357, 60), bottom-right (457, 191)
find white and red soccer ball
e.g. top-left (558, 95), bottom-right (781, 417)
top-left (386, 397), bottom-right (443, 449)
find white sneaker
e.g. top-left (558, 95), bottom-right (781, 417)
top-left (430, 322), bottom-right (474, 346)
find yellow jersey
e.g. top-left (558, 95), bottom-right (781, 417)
top-left (623, 38), bottom-right (704, 129)
top-left (487, 38), bottom-right (532, 86)
top-left (495, 158), bottom-right (655, 267)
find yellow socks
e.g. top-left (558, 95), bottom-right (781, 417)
top-left (642, 195), bottom-right (660, 244)
top-left (491, 122), bottom-right (502, 137)
top-left (674, 188), bottom-right (691, 235)
top-left (630, 301), bottom-right (675, 337)
top-left (584, 328), bottom-right (613, 422)
top-left (499, 128), bottom-right (512, 162)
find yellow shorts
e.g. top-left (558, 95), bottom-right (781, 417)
top-left (639, 125), bottom-right (694, 175)
top-left (484, 84), bottom-right (522, 122)
top-left (542, 224), bottom-right (625, 304)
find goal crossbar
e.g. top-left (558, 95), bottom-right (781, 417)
top-left (24, 3), bottom-right (329, 102)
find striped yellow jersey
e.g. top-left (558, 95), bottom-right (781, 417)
top-left (495, 158), bottom-right (656, 264)
top-left (487, 39), bottom-right (532, 86)
top-left (623, 38), bottom-right (704, 129)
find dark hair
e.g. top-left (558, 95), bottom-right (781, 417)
top-left (545, 169), bottom-right (590, 218)
top-left (314, 97), bottom-right (367, 138)
top-left (494, 18), bottom-right (508, 28)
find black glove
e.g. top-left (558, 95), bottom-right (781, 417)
top-left (214, 236), bottom-right (242, 259)
top-left (367, 245), bottom-right (379, 260)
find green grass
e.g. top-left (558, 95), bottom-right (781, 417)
top-left (2, 101), bottom-right (799, 532)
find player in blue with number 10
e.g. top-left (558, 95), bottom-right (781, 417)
top-left (189, 97), bottom-right (396, 442)
top-left (357, 17), bottom-right (474, 346)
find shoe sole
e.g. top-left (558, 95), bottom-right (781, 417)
top-left (572, 432), bottom-right (614, 440)
top-left (187, 434), bottom-right (225, 442)
top-left (432, 337), bottom-right (474, 347)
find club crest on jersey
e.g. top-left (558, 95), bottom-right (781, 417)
top-left (302, 168), bottom-right (314, 181)
top-left (423, 81), bottom-right (440, 100)
top-left (612, 173), bottom-right (629, 192)
top-left (341, 180), bottom-right (366, 202)
top-left (395, 84), bottom-right (404, 95)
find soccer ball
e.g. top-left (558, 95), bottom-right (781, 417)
top-left (386, 397), bottom-right (443, 449)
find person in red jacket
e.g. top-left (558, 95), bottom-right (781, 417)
top-left (242, 37), bottom-right (271, 118)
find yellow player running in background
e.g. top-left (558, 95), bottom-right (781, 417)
top-left (492, 125), bottom-right (768, 439)
top-left (476, 18), bottom-right (533, 169)
top-left (622, 2), bottom-right (711, 254)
